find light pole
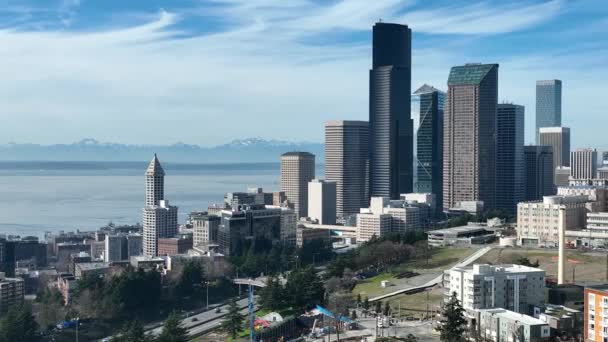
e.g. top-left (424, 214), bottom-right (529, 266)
top-left (205, 281), bottom-right (210, 310)
top-left (75, 317), bottom-right (79, 342)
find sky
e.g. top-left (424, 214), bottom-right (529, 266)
top-left (0, 0), bottom-right (606, 148)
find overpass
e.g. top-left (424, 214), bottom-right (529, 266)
top-left (233, 278), bottom-right (267, 288)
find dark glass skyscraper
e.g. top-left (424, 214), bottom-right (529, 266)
top-left (496, 104), bottom-right (525, 215)
top-left (412, 84), bottom-right (444, 212)
top-left (369, 22), bottom-right (413, 200)
top-left (524, 145), bottom-right (554, 201)
top-left (536, 80), bottom-right (562, 141)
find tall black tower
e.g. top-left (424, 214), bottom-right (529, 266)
top-left (369, 22), bottom-right (413, 200)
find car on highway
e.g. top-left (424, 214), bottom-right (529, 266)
top-left (215, 307), bottom-right (221, 313)
top-left (191, 317), bottom-right (198, 322)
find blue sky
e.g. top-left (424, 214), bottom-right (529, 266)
top-left (0, 0), bottom-right (606, 148)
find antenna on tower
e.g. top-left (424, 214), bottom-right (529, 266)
top-left (378, 18), bottom-right (382, 23)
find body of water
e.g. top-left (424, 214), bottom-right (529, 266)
top-left (0, 161), bottom-right (322, 237)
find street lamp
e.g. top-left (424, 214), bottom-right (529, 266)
top-left (205, 281), bottom-right (210, 310)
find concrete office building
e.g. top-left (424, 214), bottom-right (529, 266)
top-left (565, 212), bottom-right (608, 247)
top-left (104, 235), bottom-right (123, 263)
top-left (516, 195), bottom-right (593, 247)
top-left (142, 155), bottom-right (178, 256)
top-left (411, 85), bottom-right (445, 211)
top-left (324, 120), bottom-right (369, 222)
top-left (496, 104), bottom-right (525, 214)
top-left (356, 212), bottom-right (392, 242)
top-left (446, 264), bottom-right (545, 315)
top-left (524, 145), bottom-right (554, 201)
top-left (280, 152), bottom-right (315, 218)
top-left (192, 214), bottom-right (220, 246)
top-left (538, 127), bottom-right (570, 184)
top-left (443, 63), bottom-right (498, 211)
top-left (555, 167), bottom-right (571, 187)
top-left (356, 197), bottom-right (425, 242)
top-left (473, 308), bottom-right (551, 342)
top-left (570, 148), bottom-right (597, 180)
top-left (536, 80), bottom-right (562, 141)
top-left (369, 22), bottom-right (413, 200)
top-left (307, 179), bottom-right (337, 225)
top-left (0, 273), bottom-right (24, 314)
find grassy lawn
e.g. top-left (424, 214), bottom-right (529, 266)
top-left (395, 247), bottom-right (477, 273)
top-left (383, 287), bottom-right (444, 318)
top-left (475, 247), bottom-right (608, 283)
top-left (352, 247), bottom-right (477, 298)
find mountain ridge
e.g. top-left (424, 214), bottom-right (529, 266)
top-left (0, 138), bottom-right (324, 163)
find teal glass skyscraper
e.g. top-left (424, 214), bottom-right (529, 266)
top-left (411, 84), bottom-right (444, 212)
top-left (535, 80), bottom-right (562, 141)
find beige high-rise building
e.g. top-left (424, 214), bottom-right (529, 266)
top-left (539, 127), bottom-right (570, 186)
top-left (324, 120), bottom-right (369, 222)
top-left (280, 152), bottom-right (315, 218)
top-left (443, 63), bottom-right (498, 211)
top-left (570, 148), bottom-right (597, 180)
top-left (142, 155), bottom-right (178, 256)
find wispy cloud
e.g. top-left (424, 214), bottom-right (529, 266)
top-left (0, 0), bottom-right (604, 150)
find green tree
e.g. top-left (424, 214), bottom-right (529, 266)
top-left (221, 298), bottom-right (245, 339)
top-left (110, 320), bottom-right (151, 342)
top-left (438, 293), bottom-right (467, 342)
top-left (356, 293), bottom-right (362, 305)
top-left (175, 261), bottom-right (205, 297)
top-left (157, 311), bottom-right (188, 342)
top-left (375, 300), bottom-right (382, 314)
top-left (351, 310), bottom-right (357, 320)
top-left (404, 333), bottom-right (418, 342)
top-left (259, 276), bottom-right (284, 311)
top-left (0, 305), bottom-right (39, 342)
top-left (363, 296), bottom-right (370, 311)
top-left (383, 301), bottom-right (391, 316)
top-left (284, 267), bottom-right (325, 312)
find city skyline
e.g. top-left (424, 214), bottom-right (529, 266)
top-left (0, 0), bottom-right (606, 151)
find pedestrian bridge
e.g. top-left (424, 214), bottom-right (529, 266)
top-left (233, 278), bottom-right (267, 288)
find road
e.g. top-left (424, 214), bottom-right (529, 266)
top-left (99, 298), bottom-right (256, 341)
top-left (148, 297), bottom-right (257, 337)
top-left (370, 246), bottom-right (492, 301)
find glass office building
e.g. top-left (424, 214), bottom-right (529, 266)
top-left (535, 80), bottom-right (562, 141)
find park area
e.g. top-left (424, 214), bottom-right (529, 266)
top-left (475, 247), bottom-right (608, 284)
top-left (351, 247), bottom-right (478, 310)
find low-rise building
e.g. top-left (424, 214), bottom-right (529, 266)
top-left (74, 262), bottom-right (110, 280)
top-left (517, 195), bottom-right (595, 247)
top-left (57, 273), bottom-right (77, 305)
top-left (192, 213), bottom-right (221, 247)
top-left (130, 255), bottom-right (165, 270)
top-left (538, 304), bottom-right (582, 336)
top-left (426, 224), bottom-right (496, 247)
top-left (472, 308), bottom-right (550, 342)
top-left (0, 273), bottom-right (24, 314)
top-left (446, 264), bottom-right (545, 315)
top-left (296, 226), bottom-right (332, 248)
top-left (565, 212), bottom-right (608, 247)
top-left (157, 236), bottom-right (193, 256)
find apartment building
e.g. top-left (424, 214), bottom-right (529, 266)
top-left (0, 273), bottom-right (24, 314)
top-left (446, 264), bottom-right (545, 315)
top-left (584, 285), bottom-right (608, 342)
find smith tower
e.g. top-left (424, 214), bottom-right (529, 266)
top-left (142, 154), bottom-right (178, 256)
top-left (369, 22), bottom-right (413, 200)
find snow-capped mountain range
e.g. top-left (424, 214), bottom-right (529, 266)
top-left (0, 138), bottom-right (324, 163)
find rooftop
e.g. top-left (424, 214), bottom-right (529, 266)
top-left (281, 151), bottom-right (315, 158)
top-left (539, 126), bottom-right (570, 133)
top-left (75, 262), bottom-right (109, 271)
top-left (448, 63), bottom-right (497, 85)
top-left (145, 154), bottom-right (165, 176)
top-left (426, 223), bottom-right (489, 235)
top-left (479, 308), bottom-right (547, 325)
top-left (413, 84), bottom-right (442, 94)
top-left (453, 264), bottom-right (545, 274)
